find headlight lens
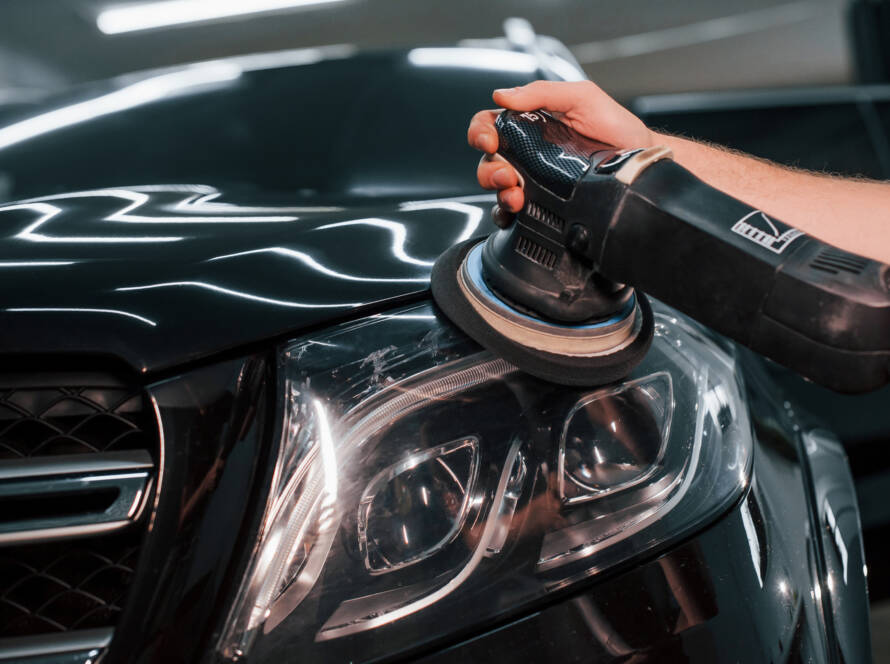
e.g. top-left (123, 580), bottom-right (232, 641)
top-left (358, 436), bottom-right (480, 574)
top-left (219, 301), bottom-right (752, 662)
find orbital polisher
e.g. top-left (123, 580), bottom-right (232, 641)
top-left (431, 109), bottom-right (890, 393)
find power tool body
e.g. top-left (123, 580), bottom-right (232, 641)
top-left (431, 109), bottom-right (890, 393)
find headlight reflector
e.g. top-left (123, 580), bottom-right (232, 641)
top-left (358, 436), bottom-right (480, 574)
top-left (560, 371), bottom-right (672, 502)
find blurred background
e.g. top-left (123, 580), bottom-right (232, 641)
top-left (0, 0), bottom-right (856, 98)
top-left (2, 0), bottom-right (890, 657)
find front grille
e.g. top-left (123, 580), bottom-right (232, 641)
top-left (0, 532), bottom-right (140, 637)
top-left (0, 377), bottom-right (158, 645)
top-left (0, 385), bottom-right (150, 460)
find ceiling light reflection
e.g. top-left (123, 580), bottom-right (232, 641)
top-left (1, 202), bottom-right (183, 244)
top-left (1, 185), bottom-right (310, 245)
top-left (217, 44), bottom-right (356, 73)
top-left (7, 307), bottom-right (157, 327)
top-left (208, 247), bottom-right (428, 283)
top-left (97, 0), bottom-right (347, 34)
top-left (398, 201), bottom-right (483, 244)
top-left (30, 188), bottom-right (297, 223)
top-left (316, 219), bottom-right (433, 267)
top-left (0, 64), bottom-right (241, 151)
top-left (117, 280), bottom-right (363, 308)
top-left (0, 261), bottom-right (74, 267)
top-left (407, 48), bottom-right (539, 73)
top-left (403, 193), bottom-right (495, 206)
top-left (368, 313), bottom-right (437, 321)
top-left (739, 500), bottom-right (762, 588)
top-left (173, 189), bottom-right (341, 214)
top-left (313, 399), bottom-right (339, 503)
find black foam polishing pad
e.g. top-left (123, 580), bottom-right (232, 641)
top-left (430, 238), bottom-right (654, 386)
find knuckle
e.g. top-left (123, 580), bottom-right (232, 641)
top-left (577, 80), bottom-right (602, 102)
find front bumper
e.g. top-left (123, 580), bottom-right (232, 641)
top-left (82, 349), bottom-right (868, 664)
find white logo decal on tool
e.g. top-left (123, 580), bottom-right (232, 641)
top-left (731, 210), bottom-right (804, 254)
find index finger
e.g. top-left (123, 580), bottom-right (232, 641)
top-left (468, 109), bottom-right (502, 154)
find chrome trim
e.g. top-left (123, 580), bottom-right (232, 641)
top-left (146, 393), bottom-right (166, 533)
top-left (0, 450), bottom-right (153, 546)
top-left (0, 450), bottom-right (152, 481)
top-left (0, 627), bottom-right (112, 660)
top-left (0, 520), bottom-right (142, 547)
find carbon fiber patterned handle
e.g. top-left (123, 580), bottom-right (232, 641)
top-left (494, 110), bottom-right (616, 198)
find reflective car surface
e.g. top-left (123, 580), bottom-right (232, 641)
top-left (0, 45), bottom-right (869, 664)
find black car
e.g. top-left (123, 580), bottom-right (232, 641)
top-left (0, 42), bottom-right (870, 663)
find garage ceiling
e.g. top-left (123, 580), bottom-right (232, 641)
top-left (0, 0), bottom-right (853, 97)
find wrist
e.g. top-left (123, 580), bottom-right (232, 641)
top-left (650, 131), bottom-right (682, 152)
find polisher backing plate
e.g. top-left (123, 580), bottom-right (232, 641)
top-left (431, 238), bottom-right (655, 386)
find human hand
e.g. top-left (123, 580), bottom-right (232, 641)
top-left (467, 80), bottom-right (655, 215)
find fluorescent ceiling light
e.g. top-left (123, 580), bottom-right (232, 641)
top-left (407, 48), bottom-right (539, 73)
top-left (97, 0), bottom-right (346, 35)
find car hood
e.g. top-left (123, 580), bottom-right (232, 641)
top-left (0, 184), bottom-right (494, 373)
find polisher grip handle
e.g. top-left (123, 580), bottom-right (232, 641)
top-left (602, 159), bottom-right (890, 392)
top-left (494, 110), bottom-right (622, 198)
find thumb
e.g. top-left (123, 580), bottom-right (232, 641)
top-left (492, 80), bottom-right (587, 113)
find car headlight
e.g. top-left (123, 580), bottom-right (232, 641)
top-left (218, 300), bottom-right (752, 662)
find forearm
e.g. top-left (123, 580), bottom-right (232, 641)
top-left (656, 132), bottom-right (890, 264)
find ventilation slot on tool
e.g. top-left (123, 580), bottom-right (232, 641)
top-left (525, 201), bottom-right (565, 231)
top-left (515, 235), bottom-right (558, 269)
top-left (810, 248), bottom-right (870, 275)
top-left (0, 376), bottom-right (159, 657)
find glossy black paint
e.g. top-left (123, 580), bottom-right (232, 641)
top-left (105, 355), bottom-right (274, 664)
top-left (0, 187), bottom-right (494, 373)
top-left (0, 49), bottom-right (545, 375)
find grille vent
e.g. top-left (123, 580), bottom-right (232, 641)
top-left (0, 386), bottom-right (150, 460)
top-left (515, 235), bottom-right (558, 269)
top-left (810, 248), bottom-right (870, 276)
top-left (0, 532), bottom-right (140, 637)
top-left (0, 376), bottom-right (157, 647)
top-left (525, 201), bottom-right (565, 231)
